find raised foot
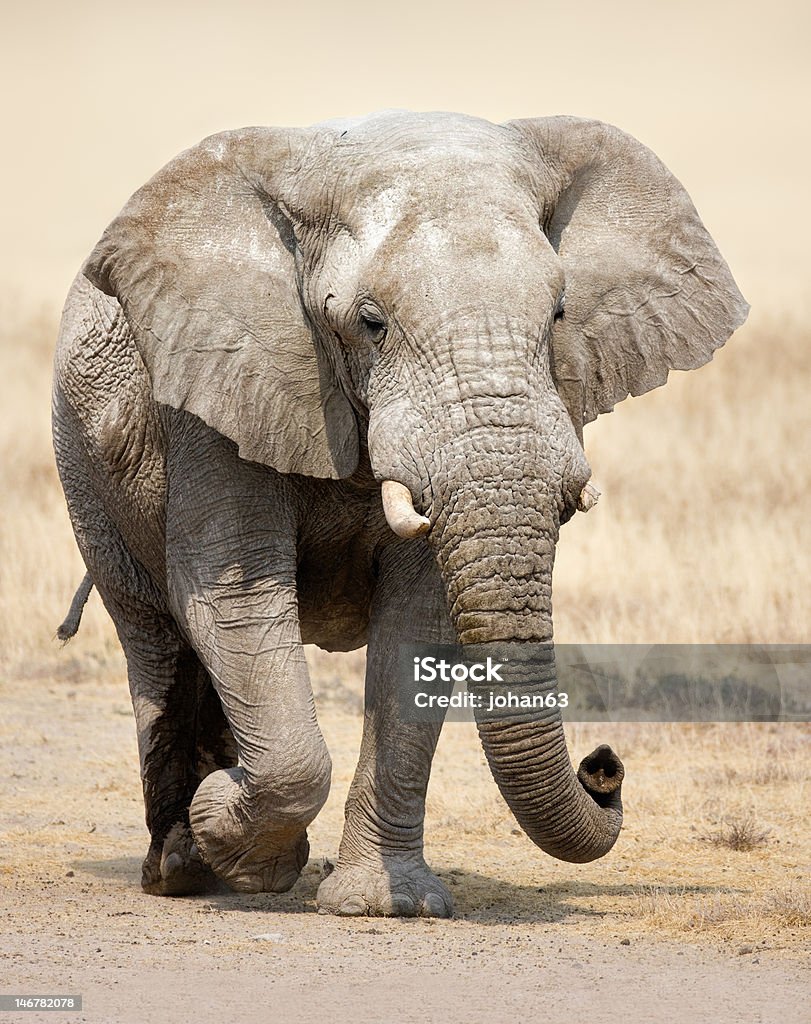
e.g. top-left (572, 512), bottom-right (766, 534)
top-left (189, 767), bottom-right (311, 893)
top-left (141, 823), bottom-right (219, 897)
top-left (212, 831), bottom-right (310, 894)
top-left (316, 859), bottom-right (453, 918)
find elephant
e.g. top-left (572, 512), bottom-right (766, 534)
top-left (52, 110), bottom-right (747, 916)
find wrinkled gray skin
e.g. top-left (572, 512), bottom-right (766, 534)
top-left (52, 111), bottom-right (747, 916)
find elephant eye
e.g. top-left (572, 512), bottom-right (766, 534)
top-left (359, 310), bottom-right (387, 344)
top-left (554, 292), bottom-right (566, 323)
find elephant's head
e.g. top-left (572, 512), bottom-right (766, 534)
top-left (85, 111), bottom-right (747, 863)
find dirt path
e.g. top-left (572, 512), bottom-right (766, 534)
top-left (1, 660), bottom-right (807, 1024)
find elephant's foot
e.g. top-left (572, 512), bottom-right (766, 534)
top-left (200, 830), bottom-right (310, 894)
top-left (316, 857), bottom-right (453, 918)
top-left (141, 823), bottom-right (219, 896)
top-left (189, 767), bottom-right (311, 893)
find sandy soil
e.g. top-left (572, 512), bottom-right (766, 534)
top-left (1, 652), bottom-right (807, 1024)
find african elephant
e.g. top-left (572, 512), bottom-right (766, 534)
top-left (52, 110), bottom-right (747, 916)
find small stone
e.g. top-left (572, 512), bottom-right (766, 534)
top-left (620, 938), bottom-right (631, 946)
top-left (737, 944), bottom-right (754, 955)
top-left (252, 932), bottom-right (284, 943)
top-left (65, 870), bottom-right (75, 877)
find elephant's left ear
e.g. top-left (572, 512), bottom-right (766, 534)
top-left (508, 117), bottom-right (749, 435)
top-left (83, 127), bottom-right (358, 479)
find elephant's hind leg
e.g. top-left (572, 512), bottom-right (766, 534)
top-left (55, 469), bottom-right (232, 894)
top-left (112, 602), bottom-right (234, 897)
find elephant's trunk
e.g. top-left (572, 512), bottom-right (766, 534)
top-left (472, 645), bottom-right (624, 862)
top-left (430, 479), bottom-right (624, 864)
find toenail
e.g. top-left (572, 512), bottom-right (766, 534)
top-left (338, 896), bottom-right (368, 916)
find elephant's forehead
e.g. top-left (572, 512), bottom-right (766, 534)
top-left (325, 111), bottom-right (525, 196)
top-left (324, 109), bottom-right (508, 149)
top-left (331, 144), bottom-right (531, 233)
top-left (335, 161), bottom-right (539, 263)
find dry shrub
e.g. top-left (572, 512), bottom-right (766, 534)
top-left (698, 816), bottom-right (771, 851)
top-left (761, 886), bottom-right (811, 927)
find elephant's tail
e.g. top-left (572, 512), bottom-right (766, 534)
top-left (56, 572), bottom-right (94, 642)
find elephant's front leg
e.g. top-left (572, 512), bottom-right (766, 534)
top-left (176, 569), bottom-right (330, 893)
top-left (317, 541), bottom-right (455, 918)
top-left (167, 429), bottom-right (331, 894)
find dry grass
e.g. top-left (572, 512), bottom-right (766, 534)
top-left (0, 302), bottom-right (808, 956)
top-left (638, 884), bottom-right (811, 935)
top-left (554, 316), bottom-right (811, 645)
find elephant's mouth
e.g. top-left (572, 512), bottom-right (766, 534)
top-left (380, 475), bottom-right (600, 540)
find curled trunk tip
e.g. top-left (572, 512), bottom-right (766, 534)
top-left (381, 480), bottom-right (430, 539)
top-left (472, 647), bottom-right (624, 864)
top-left (577, 744), bottom-right (625, 806)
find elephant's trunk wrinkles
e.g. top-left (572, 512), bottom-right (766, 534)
top-left (430, 479), bottom-right (624, 864)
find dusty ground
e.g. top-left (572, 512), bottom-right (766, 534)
top-left (1, 647), bottom-right (808, 1024)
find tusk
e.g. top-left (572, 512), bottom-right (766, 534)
top-left (577, 481), bottom-right (601, 513)
top-left (381, 480), bottom-right (430, 539)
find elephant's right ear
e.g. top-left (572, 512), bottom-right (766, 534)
top-left (83, 128), bottom-right (358, 479)
top-left (508, 117), bottom-right (749, 437)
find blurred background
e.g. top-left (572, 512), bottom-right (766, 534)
top-left (1, 0), bottom-right (809, 669)
top-left (3, 0), bottom-right (809, 314)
